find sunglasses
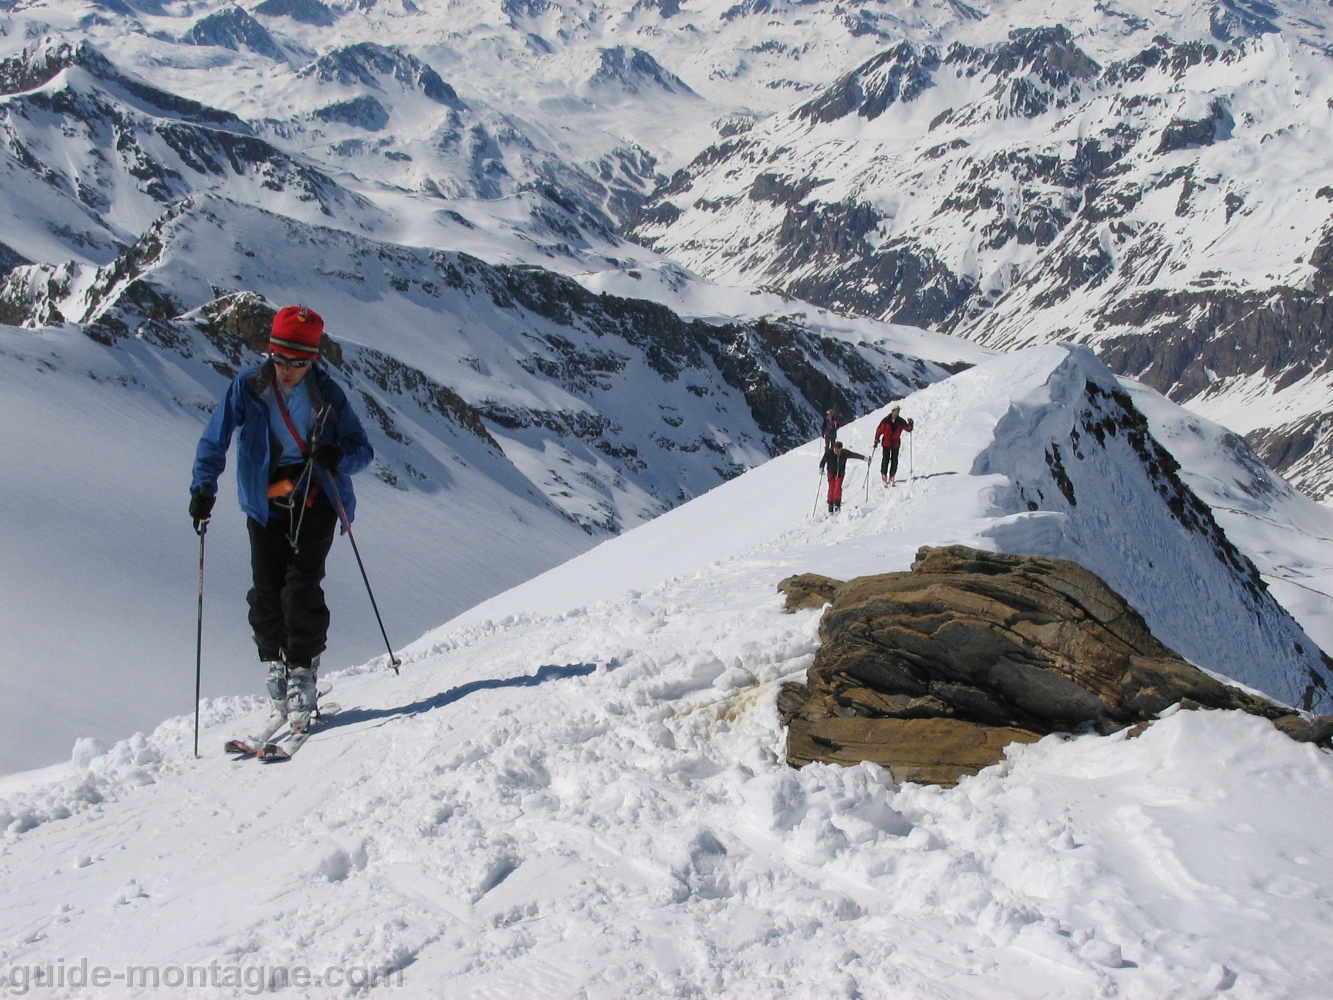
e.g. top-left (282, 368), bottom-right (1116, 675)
top-left (270, 355), bottom-right (312, 369)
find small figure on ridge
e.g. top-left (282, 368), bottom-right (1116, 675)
top-left (874, 404), bottom-right (914, 487)
top-left (819, 440), bottom-right (866, 513)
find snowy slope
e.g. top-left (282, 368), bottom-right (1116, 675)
top-left (1, 0), bottom-right (1329, 792)
top-left (437, 342), bottom-right (1333, 710)
top-left (1, 343), bottom-right (1331, 999)
top-left (0, 208), bottom-right (980, 775)
top-left (0, 318), bottom-right (592, 777)
top-left (0, 0), bottom-right (1000, 779)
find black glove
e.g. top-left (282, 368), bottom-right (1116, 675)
top-left (313, 443), bottom-right (343, 472)
top-left (189, 487), bottom-right (215, 526)
top-left (908, 419), bottom-right (915, 430)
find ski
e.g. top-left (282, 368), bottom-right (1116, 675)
top-left (223, 682), bottom-right (335, 756)
top-left (259, 704), bottom-right (339, 762)
top-left (224, 713), bottom-right (288, 757)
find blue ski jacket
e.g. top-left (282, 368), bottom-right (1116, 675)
top-left (191, 362), bottom-right (374, 526)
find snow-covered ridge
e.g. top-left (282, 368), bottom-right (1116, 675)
top-left (429, 343), bottom-right (1333, 713)
top-left (2, 341), bottom-right (1331, 998)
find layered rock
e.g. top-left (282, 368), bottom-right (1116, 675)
top-left (779, 546), bottom-right (1332, 785)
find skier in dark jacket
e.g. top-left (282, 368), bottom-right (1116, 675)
top-left (873, 404), bottom-right (913, 486)
top-left (189, 305), bottom-right (373, 734)
top-left (818, 440), bottom-right (866, 513)
top-left (820, 408), bottom-right (842, 447)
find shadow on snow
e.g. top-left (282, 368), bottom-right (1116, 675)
top-left (323, 662), bottom-right (598, 731)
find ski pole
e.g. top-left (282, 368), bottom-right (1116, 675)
top-left (865, 443), bottom-right (877, 501)
top-left (812, 468), bottom-right (824, 517)
top-left (324, 474), bottom-right (401, 674)
top-left (909, 431), bottom-right (915, 481)
top-left (193, 518), bottom-right (208, 759)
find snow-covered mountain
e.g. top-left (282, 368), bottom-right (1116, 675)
top-left (2, 344), bottom-right (1331, 998)
top-left (2, 2), bottom-right (1331, 990)
top-left (621, 5), bottom-right (1333, 502)
top-left (0, 0), bottom-right (1007, 773)
top-left (6, 0), bottom-right (1333, 507)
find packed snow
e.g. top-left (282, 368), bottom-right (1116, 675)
top-left (2, 344), bottom-right (1331, 999)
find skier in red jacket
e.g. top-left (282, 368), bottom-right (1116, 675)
top-left (873, 405), bottom-right (914, 486)
top-left (818, 440), bottom-right (866, 513)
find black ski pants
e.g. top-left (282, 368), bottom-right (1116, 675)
top-left (247, 504), bottom-right (337, 665)
top-left (880, 445), bottom-right (901, 480)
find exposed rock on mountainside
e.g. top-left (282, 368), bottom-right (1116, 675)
top-left (776, 572), bottom-right (843, 611)
top-left (253, 0), bottom-right (336, 27)
top-left (182, 6), bottom-right (288, 62)
top-left (1247, 412), bottom-right (1333, 502)
top-left (590, 47), bottom-right (696, 96)
top-left (299, 42), bottom-right (463, 108)
top-left (779, 546), bottom-right (1333, 785)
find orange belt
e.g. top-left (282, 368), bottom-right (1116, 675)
top-left (268, 478), bottom-right (319, 506)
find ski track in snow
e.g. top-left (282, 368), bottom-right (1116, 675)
top-left (3, 345), bottom-right (1333, 998)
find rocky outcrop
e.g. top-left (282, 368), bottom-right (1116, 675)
top-left (182, 7), bottom-right (287, 62)
top-left (780, 545), bottom-right (1332, 785)
top-left (777, 573), bottom-right (843, 611)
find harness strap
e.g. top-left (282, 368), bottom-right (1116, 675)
top-left (268, 382), bottom-right (331, 546)
top-left (271, 384), bottom-right (309, 457)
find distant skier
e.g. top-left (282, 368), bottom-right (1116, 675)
top-left (188, 306), bottom-right (373, 737)
top-left (819, 440), bottom-right (866, 513)
top-left (874, 404), bottom-right (914, 486)
top-left (820, 408), bottom-right (842, 447)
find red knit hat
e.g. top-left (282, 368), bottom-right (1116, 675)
top-left (269, 305), bottom-right (324, 359)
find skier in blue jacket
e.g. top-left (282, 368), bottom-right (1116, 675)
top-left (189, 305), bottom-right (373, 733)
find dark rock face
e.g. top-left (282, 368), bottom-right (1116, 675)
top-left (780, 545), bottom-right (1329, 785)
top-left (183, 7), bottom-right (287, 62)
top-left (253, 0), bottom-right (337, 27)
top-left (1094, 224), bottom-right (1333, 403)
top-left (794, 42), bottom-right (939, 124)
top-left (1245, 412), bottom-right (1333, 503)
top-left (299, 43), bottom-right (463, 108)
top-left (1155, 100), bottom-right (1228, 153)
top-left (946, 25), bottom-right (1100, 118)
top-left (314, 96), bottom-right (390, 131)
top-left (589, 47), bottom-right (696, 96)
top-left (481, 265), bottom-right (931, 454)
